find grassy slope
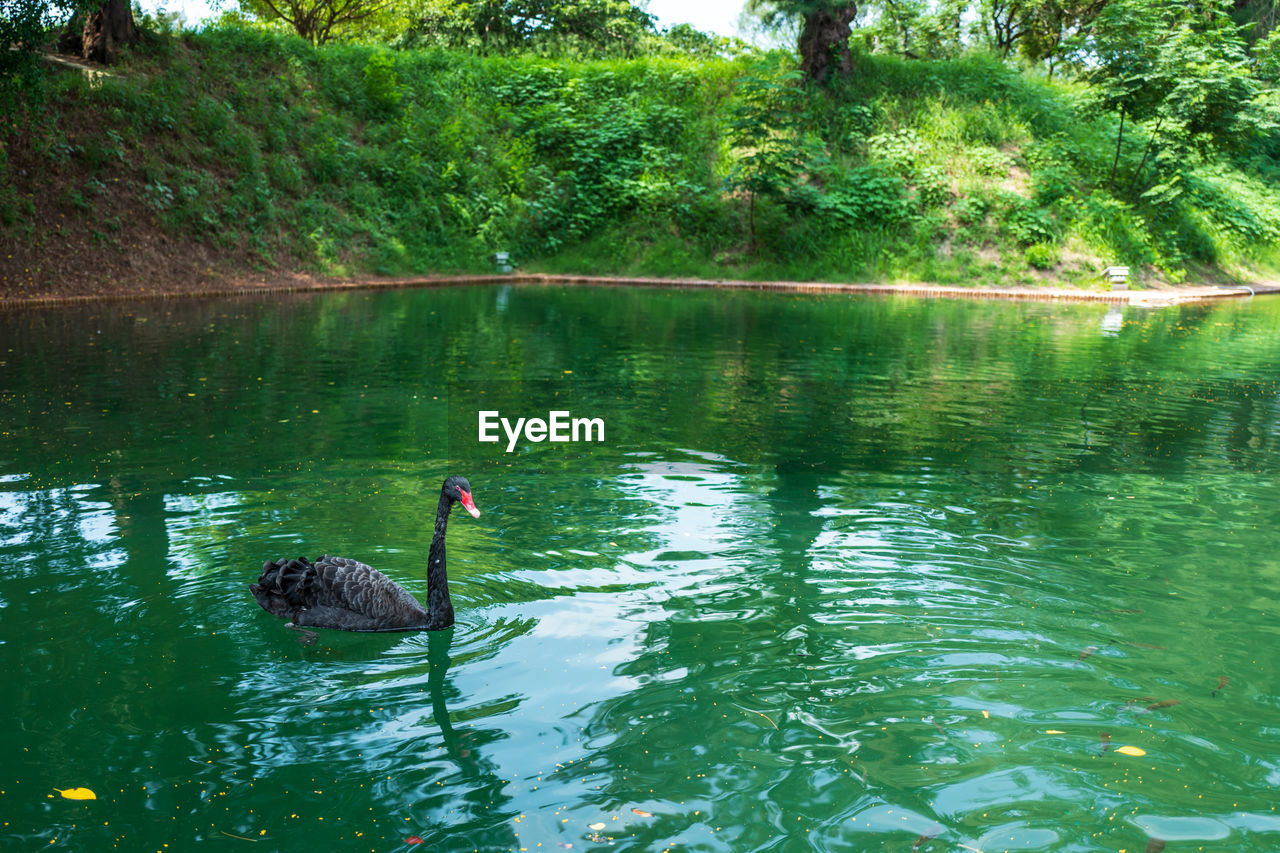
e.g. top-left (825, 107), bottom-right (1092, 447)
top-left (2, 28), bottom-right (1278, 297)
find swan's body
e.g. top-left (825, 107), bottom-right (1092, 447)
top-left (250, 476), bottom-right (479, 632)
top-left (251, 554), bottom-right (444, 631)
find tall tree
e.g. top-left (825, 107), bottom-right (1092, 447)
top-left (8, 0), bottom-right (141, 67)
top-left (724, 66), bottom-right (811, 252)
top-left (79, 0), bottom-right (138, 63)
top-left (1018, 0), bottom-right (1107, 76)
top-left (1083, 0), bottom-right (1170, 189)
top-left (1084, 0), bottom-right (1260, 194)
top-left (858, 0), bottom-right (967, 59)
top-left (414, 0), bottom-right (655, 52)
top-left (1153, 0), bottom-right (1260, 152)
top-left (978, 0), bottom-right (1106, 71)
top-left (749, 0), bottom-right (859, 84)
top-left (982, 0), bottom-right (1027, 55)
top-left (241, 0), bottom-right (392, 44)
top-left (2, 0), bottom-right (138, 114)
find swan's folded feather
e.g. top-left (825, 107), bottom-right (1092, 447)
top-left (250, 554), bottom-right (432, 630)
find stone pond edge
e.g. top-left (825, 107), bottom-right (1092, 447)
top-left (3, 273), bottom-right (1278, 310)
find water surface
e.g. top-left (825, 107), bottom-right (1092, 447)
top-left (3, 286), bottom-right (1280, 851)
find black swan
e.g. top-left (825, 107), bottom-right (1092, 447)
top-left (250, 476), bottom-right (480, 632)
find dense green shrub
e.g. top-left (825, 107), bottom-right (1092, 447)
top-left (1024, 243), bottom-right (1059, 269)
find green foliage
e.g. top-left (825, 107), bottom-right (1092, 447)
top-left (914, 165), bottom-right (951, 208)
top-left (486, 58), bottom-right (720, 254)
top-left (239, 0), bottom-right (393, 44)
top-left (1073, 191), bottom-right (1156, 267)
top-left (404, 0), bottom-right (657, 55)
top-left (723, 62), bottom-right (818, 249)
top-left (867, 129), bottom-right (924, 175)
top-left (970, 145), bottom-right (1013, 176)
top-left (725, 64), bottom-right (812, 194)
top-left (1085, 0), bottom-right (1261, 196)
top-left (1025, 141), bottom-right (1075, 204)
top-left (1254, 29), bottom-right (1280, 83)
top-left (1081, 0), bottom-right (1167, 121)
top-left (1183, 166), bottom-right (1280, 249)
top-left (859, 0), bottom-right (968, 59)
top-left (361, 50), bottom-right (402, 115)
top-left (1001, 193), bottom-right (1058, 245)
top-left (953, 193), bottom-right (991, 225)
top-left (2, 22), bottom-right (1278, 289)
top-left (660, 23), bottom-right (738, 57)
top-left (1024, 242), bottom-right (1059, 269)
top-left (1155, 0), bottom-right (1261, 154)
top-left (814, 167), bottom-right (912, 225)
top-left (1, 0), bottom-right (72, 116)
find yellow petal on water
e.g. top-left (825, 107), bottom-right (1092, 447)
top-left (1115, 745), bottom-right (1147, 756)
top-left (1045, 729), bottom-right (1066, 734)
top-left (588, 823), bottom-right (606, 831)
top-left (55, 787), bottom-right (96, 800)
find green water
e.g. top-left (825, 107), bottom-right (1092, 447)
top-left (3, 286), bottom-right (1280, 852)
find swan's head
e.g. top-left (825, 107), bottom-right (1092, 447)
top-left (443, 475), bottom-right (481, 518)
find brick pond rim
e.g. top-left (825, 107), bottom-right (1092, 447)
top-left (2, 273), bottom-right (1278, 309)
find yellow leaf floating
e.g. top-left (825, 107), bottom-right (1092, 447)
top-left (1115, 746), bottom-right (1147, 757)
top-left (55, 787), bottom-right (96, 800)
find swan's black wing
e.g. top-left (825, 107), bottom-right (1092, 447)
top-left (250, 555), bottom-right (431, 631)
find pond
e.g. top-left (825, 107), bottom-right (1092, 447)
top-left (2, 285), bottom-right (1280, 852)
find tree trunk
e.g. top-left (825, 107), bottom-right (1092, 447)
top-left (81, 0), bottom-right (138, 65)
top-left (798, 4), bottom-right (858, 85)
top-left (1127, 115), bottom-right (1163, 197)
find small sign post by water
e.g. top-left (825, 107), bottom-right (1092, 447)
top-left (1104, 265), bottom-right (1130, 290)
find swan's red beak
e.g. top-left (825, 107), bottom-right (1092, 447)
top-left (458, 489), bottom-right (480, 518)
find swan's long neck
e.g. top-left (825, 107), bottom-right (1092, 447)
top-left (426, 491), bottom-right (455, 629)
